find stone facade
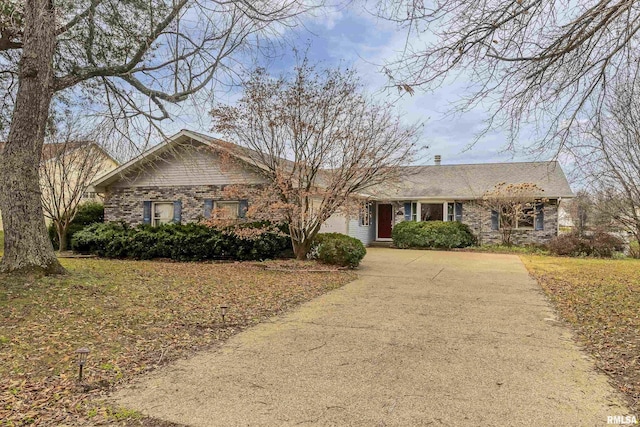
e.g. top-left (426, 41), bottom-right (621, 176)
top-left (461, 200), bottom-right (559, 245)
top-left (104, 185), bottom-right (257, 225)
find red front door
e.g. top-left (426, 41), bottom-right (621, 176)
top-left (378, 204), bottom-right (393, 239)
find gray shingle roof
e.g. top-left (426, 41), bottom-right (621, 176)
top-left (368, 161), bottom-right (574, 200)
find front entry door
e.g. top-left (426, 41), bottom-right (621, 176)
top-left (378, 204), bottom-right (393, 239)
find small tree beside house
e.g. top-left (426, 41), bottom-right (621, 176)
top-left (211, 58), bottom-right (421, 259)
top-left (481, 182), bottom-right (547, 246)
top-left (41, 140), bottom-right (116, 251)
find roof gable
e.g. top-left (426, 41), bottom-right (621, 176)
top-left (92, 130), bottom-right (266, 190)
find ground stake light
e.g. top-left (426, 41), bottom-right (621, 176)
top-left (220, 304), bottom-right (228, 325)
top-left (75, 347), bottom-right (90, 381)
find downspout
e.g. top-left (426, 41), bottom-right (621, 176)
top-left (557, 197), bottom-right (562, 235)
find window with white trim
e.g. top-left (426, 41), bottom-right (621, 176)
top-left (360, 202), bottom-right (371, 226)
top-left (447, 203), bottom-right (455, 222)
top-left (215, 201), bottom-right (240, 219)
top-left (153, 202), bottom-right (174, 226)
top-left (500, 203), bottom-right (538, 229)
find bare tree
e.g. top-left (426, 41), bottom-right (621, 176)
top-left (211, 58), bottom-right (421, 259)
top-left (375, 0), bottom-right (640, 152)
top-left (575, 82), bottom-right (640, 246)
top-left (0, 0), bottom-right (312, 274)
top-left (40, 126), bottom-right (114, 251)
top-left (563, 190), bottom-right (592, 237)
top-left (481, 182), bottom-right (545, 246)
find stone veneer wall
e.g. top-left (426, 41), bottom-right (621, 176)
top-left (104, 185), bottom-right (257, 225)
top-left (462, 201), bottom-right (559, 245)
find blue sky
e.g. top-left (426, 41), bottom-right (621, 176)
top-left (168, 5), bottom-right (550, 167)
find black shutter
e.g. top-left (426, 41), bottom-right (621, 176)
top-left (491, 210), bottom-right (499, 230)
top-left (204, 199), bottom-right (213, 219)
top-left (535, 202), bottom-right (544, 231)
top-left (455, 202), bottom-right (463, 222)
top-left (173, 200), bottom-right (182, 223)
top-left (143, 201), bottom-right (152, 224)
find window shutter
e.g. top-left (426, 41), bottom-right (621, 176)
top-left (491, 210), bottom-right (499, 231)
top-left (455, 202), bottom-right (463, 222)
top-left (204, 199), bottom-right (213, 219)
top-left (404, 202), bottom-right (412, 221)
top-left (143, 201), bottom-right (152, 224)
top-left (173, 200), bottom-right (182, 223)
top-left (535, 202), bottom-right (544, 231)
top-left (239, 200), bottom-right (249, 218)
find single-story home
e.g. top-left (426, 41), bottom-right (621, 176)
top-left (92, 130), bottom-right (574, 246)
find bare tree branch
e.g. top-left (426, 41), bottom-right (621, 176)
top-left (376, 0), bottom-right (640, 153)
top-left (211, 56), bottom-right (421, 259)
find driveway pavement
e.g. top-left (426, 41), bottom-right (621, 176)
top-left (112, 249), bottom-right (629, 426)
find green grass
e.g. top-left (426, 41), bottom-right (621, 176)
top-left (523, 255), bottom-right (640, 410)
top-left (0, 257), bottom-right (354, 425)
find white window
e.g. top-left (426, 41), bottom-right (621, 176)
top-left (215, 201), bottom-right (239, 219)
top-left (83, 191), bottom-right (97, 200)
top-left (447, 203), bottom-right (455, 222)
top-left (360, 202), bottom-right (371, 226)
top-left (517, 205), bottom-right (535, 229)
top-left (153, 202), bottom-right (174, 226)
top-left (500, 204), bottom-right (537, 229)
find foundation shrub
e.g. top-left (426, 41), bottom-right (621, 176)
top-left (392, 221), bottom-right (475, 249)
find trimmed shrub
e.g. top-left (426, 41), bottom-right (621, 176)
top-left (71, 222), bottom-right (129, 256)
top-left (49, 202), bottom-right (105, 250)
top-left (70, 221), bottom-right (291, 262)
top-left (548, 232), bottom-right (624, 258)
top-left (311, 233), bottom-right (366, 268)
top-left (392, 221), bottom-right (475, 249)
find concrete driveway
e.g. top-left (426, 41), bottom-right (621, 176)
top-left (112, 249), bottom-right (629, 426)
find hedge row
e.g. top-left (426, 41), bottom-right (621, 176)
top-left (71, 222), bottom-right (292, 261)
top-left (392, 221), bottom-right (476, 249)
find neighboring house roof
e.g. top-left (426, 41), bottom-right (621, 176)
top-left (92, 129), bottom-right (574, 199)
top-left (371, 161), bottom-right (574, 200)
top-left (0, 140), bottom-right (117, 164)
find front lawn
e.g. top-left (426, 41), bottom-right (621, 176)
top-left (522, 256), bottom-right (640, 411)
top-left (0, 257), bottom-right (355, 425)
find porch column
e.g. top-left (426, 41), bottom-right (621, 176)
top-left (442, 202), bottom-right (448, 221)
top-left (416, 202), bottom-right (421, 222)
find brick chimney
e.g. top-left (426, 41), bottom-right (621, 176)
top-left (434, 155), bottom-right (441, 165)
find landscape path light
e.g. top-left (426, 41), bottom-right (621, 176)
top-left (75, 347), bottom-right (90, 382)
top-left (220, 304), bottom-right (229, 325)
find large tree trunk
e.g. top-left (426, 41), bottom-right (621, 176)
top-left (0, 0), bottom-right (65, 275)
top-left (292, 238), bottom-right (313, 260)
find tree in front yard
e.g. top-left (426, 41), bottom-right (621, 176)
top-left (0, 0), bottom-right (310, 274)
top-left (576, 81), bottom-right (640, 248)
top-left (40, 122), bottom-right (113, 252)
top-left (211, 58), bottom-right (421, 259)
top-left (481, 182), bottom-right (546, 246)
